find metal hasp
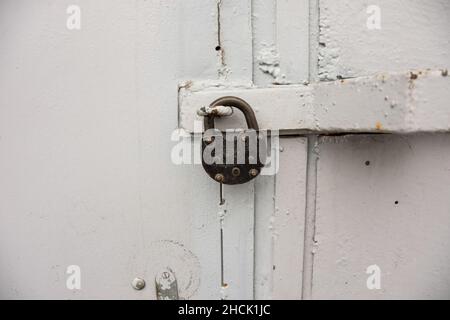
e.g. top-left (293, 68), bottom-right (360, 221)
top-left (201, 96), bottom-right (265, 185)
top-left (180, 70), bottom-right (450, 134)
top-left (155, 268), bottom-right (179, 300)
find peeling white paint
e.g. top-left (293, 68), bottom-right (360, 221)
top-left (318, 0), bottom-right (450, 80)
top-left (256, 45), bottom-right (289, 84)
top-left (0, 0), bottom-right (256, 300)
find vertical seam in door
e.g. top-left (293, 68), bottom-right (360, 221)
top-left (301, 135), bottom-right (319, 299)
top-left (216, 0), bottom-right (222, 48)
top-left (301, 0), bottom-right (320, 299)
top-left (270, 162), bottom-right (277, 299)
top-left (216, 0), bottom-right (226, 73)
top-left (250, 0), bottom-right (256, 299)
top-left (252, 181), bottom-right (256, 299)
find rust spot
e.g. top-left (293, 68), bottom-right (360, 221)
top-left (375, 122), bottom-right (383, 130)
top-left (180, 80), bottom-right (193, 90)
top-left (410, 72), bottom-right (418, 80)
top-left (210, 108), bottom-right (220, 116)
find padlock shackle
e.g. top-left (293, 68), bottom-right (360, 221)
top-left (203, 96), bottom-right (259, 131)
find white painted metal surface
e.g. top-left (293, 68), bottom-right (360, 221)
top-left (313, 134), bottom-right (450, 299)
top-left (254, 137), bottom-right (307, 299)
top-left (305, 0), bottom-right (450, 299)
top-left (252, 0), bottom-right (310, 85)
top-left (318, 0), bottom-right (450, 80)
top-left (0, 0), bottom-right (255, 299)
top-left (1, 0), bottom-right (450, 300)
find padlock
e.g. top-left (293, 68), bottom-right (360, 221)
top-left (201, 96), bottom-right (266, 185)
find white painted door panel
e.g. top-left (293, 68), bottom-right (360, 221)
top-left (254, 137), bottom-right (308, 300)
top-left (309, 0), bottom-right (450, 299)
top-left (1, 0), bottom-right (449, 300)
top-left (313, 134), bottom-right (450, 299)
top-left (0, 0), bottom-right (256, 299)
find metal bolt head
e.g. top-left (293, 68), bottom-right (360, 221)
top-left (249, 168), bottom-right (259, 177)
top-left (231, 167), bottom-right (241, 177)
top-left (215, 173), bottom-right (225, 183)
top-left (131, 277), bottom-right (146, 290)
top-left (204, 135), bottom-right (214, 144)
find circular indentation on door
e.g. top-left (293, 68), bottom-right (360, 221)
top-left (147, 240), bottom-right (201, 299)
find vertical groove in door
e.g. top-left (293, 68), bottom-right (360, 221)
top-left (301, 135), bottom-right (319, 299)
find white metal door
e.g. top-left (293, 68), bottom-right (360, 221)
top-left (178, 0), bottom-right (450, 300)
top-left (1, 0), bottom-right (449, 300)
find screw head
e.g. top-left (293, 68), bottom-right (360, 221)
top-left (131, 277), bottom-right (146, 290)
top-left (249, 168), bottom-right (259, 177)
top-left (231, 167), bottom-right (241, 177)
top-left (203, 136), bottom-right (213, 144)
top-left (215, 173), bottom-right (225, 183)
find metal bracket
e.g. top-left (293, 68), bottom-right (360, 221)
top-left (155, 268), bottom-right (179, 300)
top-left (179, 69), bottom-right (450, 134)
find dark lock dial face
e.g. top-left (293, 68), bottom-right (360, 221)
top-left (201, 130), bottom-right (265, 185)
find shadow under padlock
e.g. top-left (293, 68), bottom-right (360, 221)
top-left (201, 96), bottom-right (266, 185)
